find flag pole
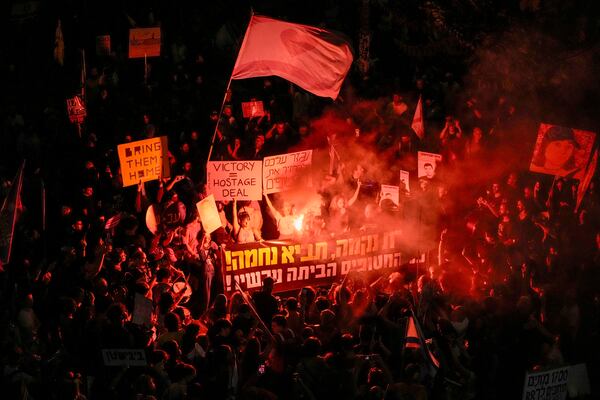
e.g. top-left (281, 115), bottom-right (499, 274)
top-left (206, 10), bottom-right (255, 162)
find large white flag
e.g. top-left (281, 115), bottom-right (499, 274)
top-left (231, 15), bottom-right (353, 99)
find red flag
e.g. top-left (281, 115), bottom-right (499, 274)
top-left (411, 95), bottom-right (425, 139)
top-left (231, 15), bottom-right (353, 99)
top-left (576, 148), bottom-right (597, 212)
top-left (0, 162), bottom-right (25, 265)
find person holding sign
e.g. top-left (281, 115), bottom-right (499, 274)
top-left (264, 194), bottom-right (297, 240)
top-left (233, 200), bottom-right (262, 243)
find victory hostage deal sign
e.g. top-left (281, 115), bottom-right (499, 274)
top-left (117, 137), bottom-right (170, 187)
top-left (207, 161), bottom-right (262, 201)
top-left (231, 15), bottom-right (353, 99)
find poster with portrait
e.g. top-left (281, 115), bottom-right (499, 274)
top-left (417, 151), bottom-right (442, 179)
top-left (380, 185), bottom-right (399, 206)
top-left (529, 123), bottom-right (596, 180)
top-left (400, 170), bottom-right (410, 193)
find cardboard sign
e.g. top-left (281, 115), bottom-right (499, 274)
top-left (132, 293), bottom-right (153, 326)
top-left (417, 151), bottom-right (442, 179)
top-left (102, 349), bottom-right (147, 366)
top-left (117, 136), bottom-right (170, 187)
top-left (380, 185), bottom-right (400, 206)
top-left (263, 150), bottom-right (313, 194)
top-left (129, 27), bottom-right (161, 58)
top-left (242, 101), bottom-right (265, 118)
top-left (222, 230), bottom-right (403, 293)
top-left (96, 35), bottom-right (111, 56)
top-left (529, 123), bottom-right (596, 181)
top-left (66, 96), bottom-right (86, 124)
top-left (207, 161), bottom-right (262, 201)
top-left (400, 170), bottom-right (410, 193)
top-left (196, 195), bottom-right (222, 234)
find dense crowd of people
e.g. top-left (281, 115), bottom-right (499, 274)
top-left (1, 3), bottom-right (600, 400)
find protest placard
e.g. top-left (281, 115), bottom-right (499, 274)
top-left (102, 349), bottom-right (147, 367)
top-left (263, 150), bottom-right (313, 194)
top-left (400, 170), bottom-right (410, 193)
top-left (522, 366), bottom-right (569, 400)
top-left (66, 96), bottom-right (86, 124)
top-left (132, 293), bottom-right (153, 327)
top-left (207, 161), bottom-right (262, 201)
top-left (117, 136), bottom-right (169, 187)
top-left (222, 230), bottom-right (403, 294)
top-left (196, 195), bottom-right (222, 234)
top-left (129, 27), bottom-right (161, 58)
top-left (96, 35), bottom-right (111, 56)
top-left (417, 151), bottom-right (442, 179)
top-left (529, 123), bottom-right (596, 181)
top-left (380, 185), bottom-right (399, 206)
top-left (241, 100), bottom-right (265, 118)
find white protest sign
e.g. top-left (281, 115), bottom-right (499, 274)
top-left (522, 366), bottom-right (569, 400)
top-left (196, 195), bottom-right (222, 234)
top-left (117, 136), bottom-right (169, 187)
top-left (263, 150), bottom-right (313, 194)
top-left (206, 161), bottom-right (262, 201)
top-left (400, 170), bottom-right (410, 193)
top-left (380, 185), bottom-right (399, 206)
top-left (417, 151), bottom-right (442, 179)
top-left (102, 349), bottom-right (147, 366)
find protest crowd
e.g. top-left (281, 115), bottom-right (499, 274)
top-left (1, 2), bottom-right (599, 400)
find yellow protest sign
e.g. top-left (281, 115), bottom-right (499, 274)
top-left (117, 137), bottom-right (169, 187)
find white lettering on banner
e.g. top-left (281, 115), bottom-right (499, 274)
top-left (263, 150), bottom-right (313, 194)
top-left (522, 366), bottom-right (569, 400)
top-left (207, 161), bottom-right (262, 201)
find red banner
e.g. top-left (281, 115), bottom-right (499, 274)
top-left (222, 230), bottom-right (405, 294)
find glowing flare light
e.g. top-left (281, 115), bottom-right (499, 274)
top-left (294, 214), bottom-right (304, 232)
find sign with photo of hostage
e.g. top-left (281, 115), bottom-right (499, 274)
top-left (417, 151), bottom-right (442, 179)
top-left (529, 123), bottom-right (596, 180)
